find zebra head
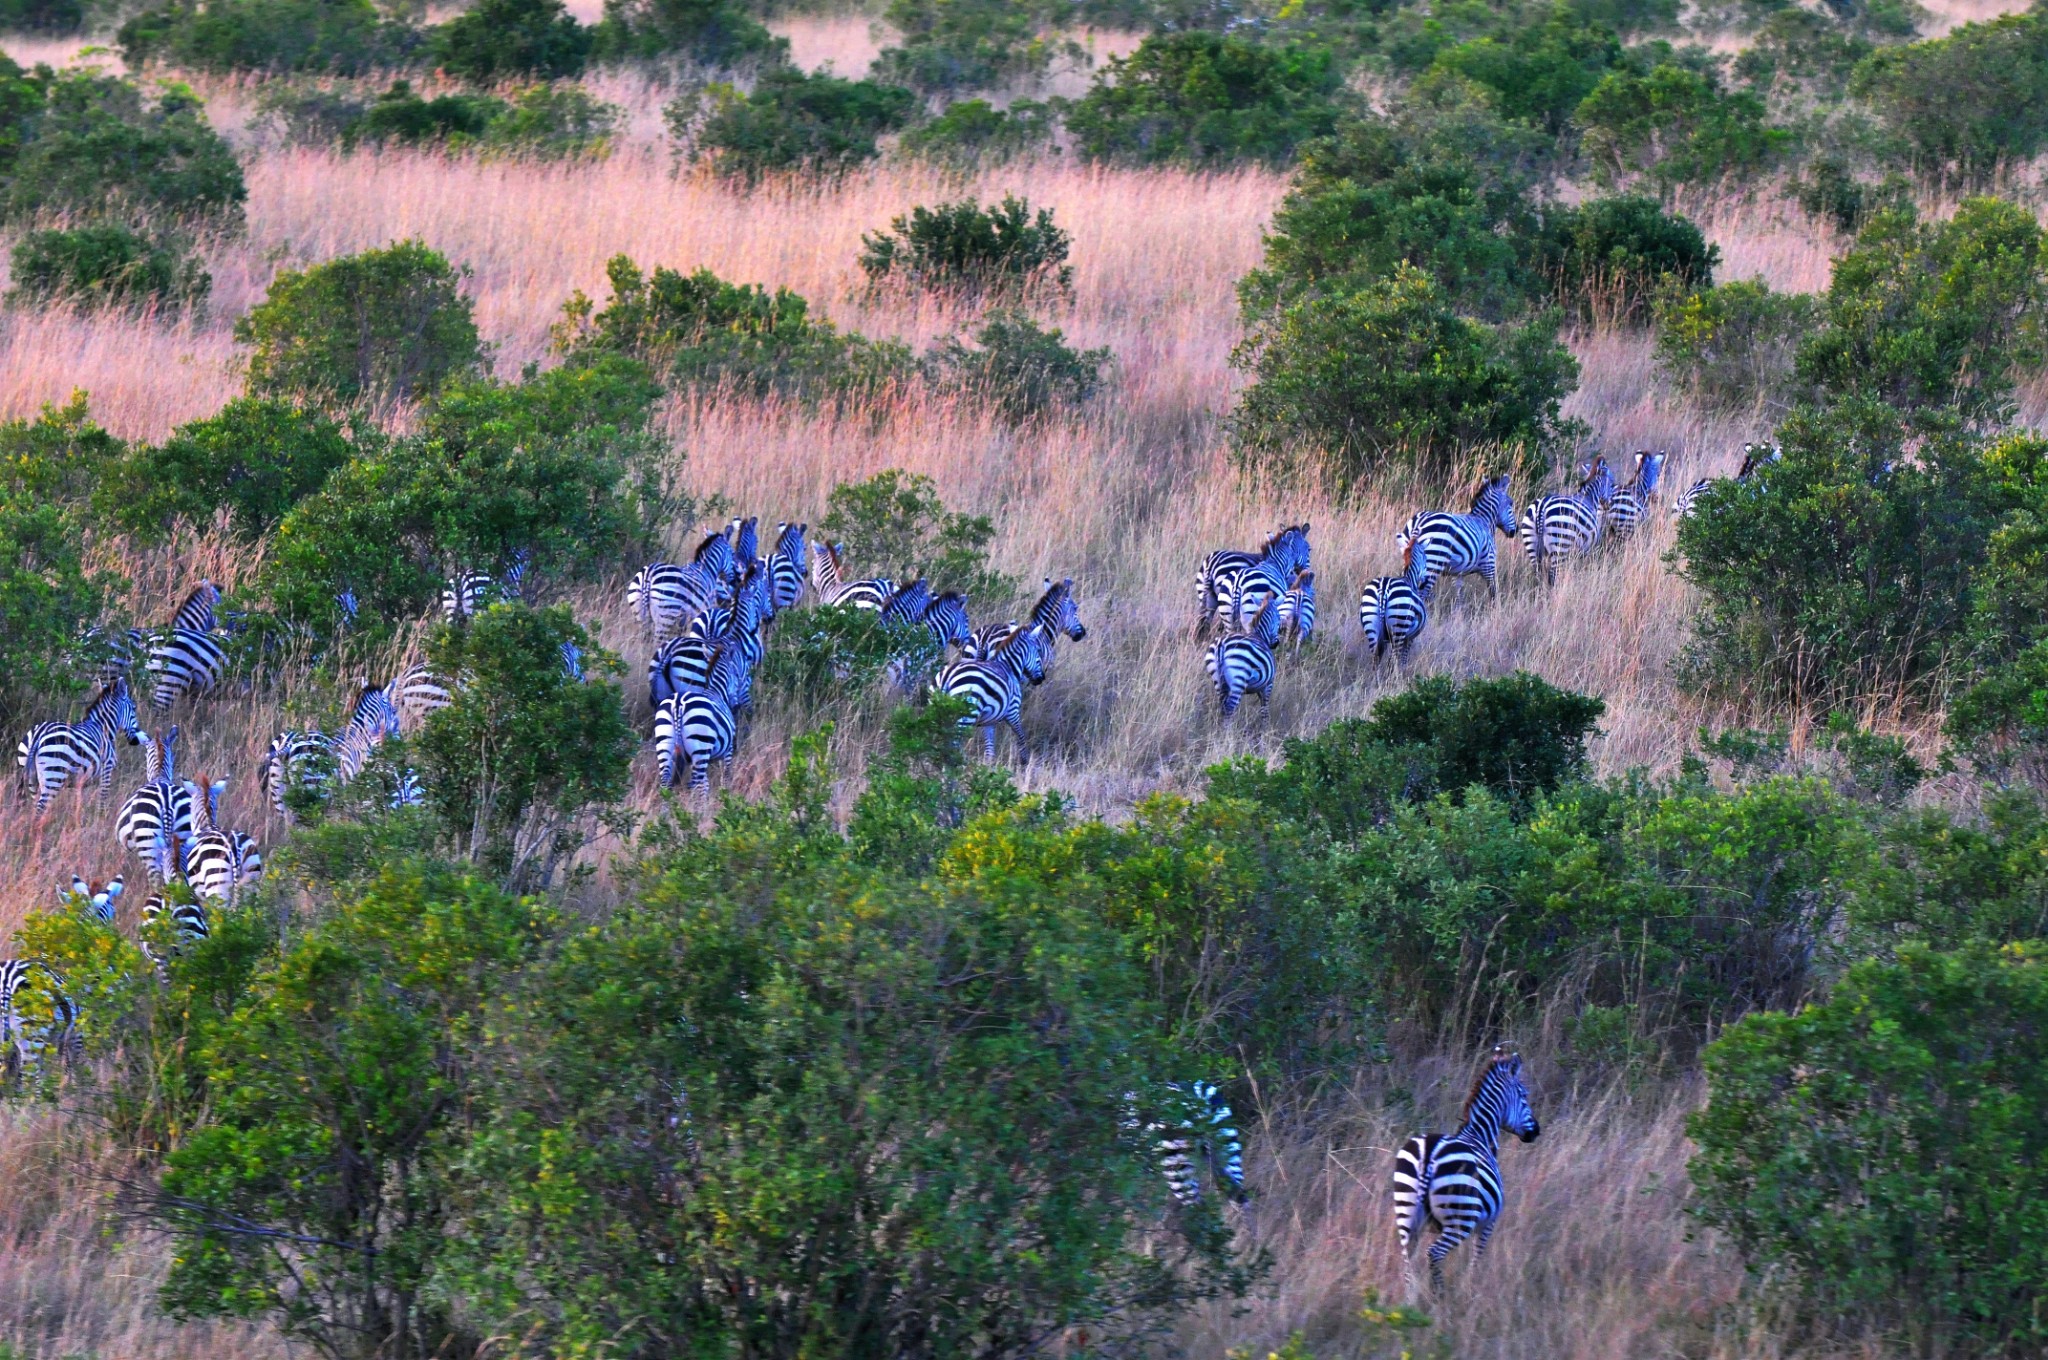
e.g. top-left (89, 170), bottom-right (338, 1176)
top-left (1579, 456), bottom-right (1616, 507)
top-left (1266, 524), bottom-right (1311, 576)
top-left (1036, 578), bottom-right (1086, 642)
top-left (1474, 474), bottom-right (1517, 538)
top-left (1467, 1047), bottom-right (1540, 1144)
top-left (997, 623), bottom-right (1052, 685)
top-left (774, 522), bottom-right (809, 574)
top-left (96, 676), bottom-right (144, 746)
top-left (1638, 451), bottom-right (1668, 497)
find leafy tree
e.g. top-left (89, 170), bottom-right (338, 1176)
top-left (117, 0), bottom-right (422, 76)
top-left (846, 698), bottom-right (1019, 874)
top-left (99, 397), bottom-right (355, 542)
top-left (871, 0), bottom-right (1077, 95)
top-left (589, 0), bottom-right (784, 64)
top-left (431, 0), bottom-right (590, 81)
top-left (1733, 9), bottom-right (1874, 97)
top-left (1230, 263), bottom-right (1580, 482)
top-left (1064, 31), bottom-right (1349, 166)
top-left (1947, 433), bottom-right (2048, 777)
top-left (859, 195), bottom-right (1072, 298)
top-left (818, 468), bottom-right (1011, 602)
top-left (897, 96), bottom-right (1058, 166)
top-left (1, 69), bottom-right (244, 226)
top-left (6, 223), bottom-right (209, 310)
top-left (1653, 278), bottom-right (1818, 411)
top-left (475, 83), bottom-right (618, 156)
top-left (0, 0), bottom-right (87, 33)
top-left (1851, 10), bottom-right (2048, 186)
top-left (1534, 194), bottom-right (1717, 321)
top-left (680, 67), bottom-right (920, 180)
top-left (1690, 943), bottom-right (2048, 1356)
top-left (1425, 7), bottom-right (1623, 135)
top-left (239, 241), bottom-right (485, 407)
top-left (922, 310), bottom-right (1110, 424)
top-left (343, 81), bottom-right (504, 149)
top-left (1575, 62), bottom-right (1786, 192)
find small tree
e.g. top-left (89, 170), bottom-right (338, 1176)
top-left (589, 0), bottom-right (783, 65)
top-left (870, 0), bottom-right (1077, 95)
top-left (116, 0), bottom-right (420, 75)
top-left (101, 397), bottom-right (355, 542)
top-left (431, 0), bottom-right (590, 82)
top-left (1653, 278), bottom-right (1817, 410)
top-left (239, 241), bottom-right (485, 407)
top-left (1575, 62), bottom-right (1786, 192)
top-left (922, 310), bottom-right (1109, 423)
top-left (7, 224), bottom-right (209, 311)
top-left (2, 69), bottom-right (245, 227)
top-left (679, 68), bottom-right (920, 181)
top-left (819, 467), bottom-right (1012, 601)
top-left (1850, 9), bottom-right (2048, 186)
top-left (1065, 31), bottom-right (1348, 166)
top-left (858, 195), bottom-right (1072, 298)
top-left (1536, 194), bottom-right (1718, 322)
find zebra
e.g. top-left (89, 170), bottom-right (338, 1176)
top-left (731, 517), bottom-right (760, 576)
top-left (146, 627), bottom-right (230, 711)
top-left (386, 662), bottom-right (455, 734)
top-left (560, 640), bottom-right (585, 682)
top-left (1673, 443), bottom-right (1777, 520)
top-left (1278, 569), bottom-right (1316, 652)
top-left (650, 635), bottom-right (718, 709)
top-left (1521, 456), bottom-right (1616, 586)
top-left (337, 685), bottom-right (403, 780)
top-left (0, 960), bottom-right (82, 1081)
top-left (961, 579), bottom-right (1087, 665)
top-left (764, 522), bottom-right (809, 614)
top-left (1195, 523), bottom-right (1311, 638)
top-left (1397, 474), bottom-right (1518, 602)
top-left (183, 775), bottom-right (262, 905)
top-left (1359, 547), bottom-right (1431, 663)
top-left (1604, 451), bottom-right (1668, 544)
top-left (812, 542), bottom-right (897, 611)
top-left (694, 529), bottom-right (738, 585)
top-left (117, 728), bottom-right (193, 883)
top-left (1143, 1081), bottom-right (1249, 1207)
top-left (261, 729), bottom-right (333, 822)
top-left (933, 622), bottom-right (1050, 761)
top-left (884, 586), bottom-right (972, 691)
top-left (628, 561), bottom-right (728, 642)
top-left (387, 767), bottom-right (427, 808)
top-left (16, 676), bottom-right (143, 811)
top-left (139, 832), bottom-right (209, 982)
top-left (1204, 594), bottom-right (1281, 719)
top-left (442, 550), bottom-right (531, 623)
top-left (653, 648), bottom-right (749, 794)
top-left (61, 875), bottom-right (124, 924)
top-left (1394, 1047), bottom-right (1541, 1298)
top-left (169, 580), bottom-right (222, 633)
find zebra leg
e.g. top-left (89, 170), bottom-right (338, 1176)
top-left (1427, 1219), bottom-right (1477, 1293)
top-left (690, 757), bottom-right (709, 796)
top-left (981, 723), bottom-right (997, 763)
top-left (1473, 1219), bottom-right (1497, 1260)
top-left (1220, 688), bottom-right (1240, 719)
top-left (1005, 717), bottom-right (1028, 762)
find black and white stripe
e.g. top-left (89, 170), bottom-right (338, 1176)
top-left (261, 728), bottom-right (333, 822)
top-left (1605, 451), bottom-right (1667, 543)
top-left (385, 662), bottom-right (455, 734)
top-left (1520, 456), bottom-right (1616, 586)
top-left (652, 647), bottom-right (749, 794)
top-left (169, 580), bottom-right (222, 633)
top-left (730, 517), bottom-right (760, 576)
top-left (145, 628), bottom-right (229, 711)
top-left (1673, 443), bottom-right (1777, 520)
top-left (1195, 524), bottom-right (1310, 638)
top-left (182, 776), bottom-right (262, 905)
top-left (693, 529), bottom-right (737, 585)
top-left (1278, 568), bottom-right (1315, 651)
top-left (336, 685), bottom-right (402, 780)
top-left (1147, 1081), bottom-right (1248, 1207)
top-left (17, 676), bottom-right (142, 811)
top-left (117, 728), bottom-right (193, 883)
top-left (61, 875), bottom-right (124, 924)
top-left (0, 959), bottom-right (81, 1079)
top-left (1394, 1047), bottom-right (1540, 1297)
top-left (1397, 474), bottom-right (1518, 601)
top-left (764, 522), bottom-right (809, 613)
top-left (933, 622), bottom-right (1050, 760)
top-left (1359, 551), bottom-right (1430, 663)
top-left (812, 542), bottom-right (896, 611)
top-left (1204, 594), bottom-right (1281, 718)
top-left (628, 561), bottom-right (728, 642)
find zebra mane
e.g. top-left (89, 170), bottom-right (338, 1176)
top-left (1460, 1047), bottom-right (1520, 1124)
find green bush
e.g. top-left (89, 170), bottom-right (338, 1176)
top-left (817, 467), bottom-right (1011, 602)
top-left (0, 0), bottom-right (86, 33)
top-left (1425, 8), bottom-right (1623, 135)
top-left (476, 83), bottom-right (618, 157)
top-left (269, 80), bottom-right (620, 158)
top-left (345, 80), bottom-right (505, 149)
top-left (758, 603), bottom-right (941, 710)
top-left (1795, 199), bottom-right (2048, 425)
top-left (432, 0), bottom-right (591, 82)
top-left (1064, 31), bottom-right (1349, 167)
top-left (1791, 155), bottom-right (1910, 234)
top-left (898, 96), bottom-right (1059, 166)
top-left (6, 223), bottom-right (209, 310)
top-left (1653, 278), bottom-right (1818, 410)
top-left (99, 397), bottom-right (355, 542)
top-left (1690, 943), bottom-right (2048, 1356)
top-left (1535, 194), bottom-right (1717, 322)
top-left (251, 80), bottom-right (371, 145)
top-left (680, 67), bottom-right (920, 180)
top-left (859, 195), bottom-right (1073, 298)
top-left (922, 310), bottom-right (1110, 424)
top-left (553, 254), bottom-right (914, 399)
top-left (239, 240), bottom-right (486, 407)
top-left (1850, 10), bottom-right (2048, 186)
top-left (117, 0), bottom-right (421, 76)
top-left (1945, 434), bottom-right (2048, 777)
top-left (870, 0), bottom-right (1078, 95)
top-left (1231, 264), bottom-right (1580, 482)
top-left (1575, 62), bottom-right (1787, 192)
top-left (589, 0), bottom-right (784, 65)
top-left (1, 68), bottom-right (244, 227)
top-left (1733, 9), bottom-right (1873, 97)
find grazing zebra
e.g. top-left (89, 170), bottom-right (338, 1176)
top-left (1521, 456), bottom-right (1616, 586)
top-left (146, 628), bottom-right (229, 710)
top-left (764, 522), bottom-right (809, 613)
top-left (1359, 549), bottom-right (1431, 663)
top-left (933, 623), bottom-right (1050, 761)
top-left (1204, 594), bottom-right (1281, 719)
top-left (1195, 523), bottom-right (1311, 638)
top-left (653, 648), bottom-right (749, 794)
top-left (812, 542), bottom-right (897, 611)
top-left (61, 875), bottom-right (124, 924)
top-left (16, 676), bottom-right (143, 811)
top-left (1397, 474), bottom-right (1519, 602)
top-left (694, 529), bottom-right (738, 585)
top-left (628, 561), bottom-right (728, 642)
top-left (386, 663), bottom-right (455, 733)
top-left (1145, 1081), bottom-right (1249, 1207)
top-left (261, 729), bottom-right (333, 822)
top-left (1604, 451), bottom-right (1668, 544)
top-left (169, 580), bottom-right (222, 633)
top-left (183, 776), bottom-right (262, 905)
top-left (1278, 568), bottom-right (1316, 651)
top-left (0, 960), bottom-right (81, 1080)
top-left (117, 728), bottom-right (193, 882)
top-left (1394, 1047), bottom-right (1541, 1298)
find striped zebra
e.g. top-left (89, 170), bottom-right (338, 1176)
top-left (146, 627), bottom-right (229, 711)
top-left (1204, 594), bottom-right (1281, 719)
top-left (261, 729), bottom-right (333, 822)
top-left (962, 579), bottom-right (1087, 664)
top-left (1278, 568), bottom-right (1316, 651)
top-left (653, 648), bottom-right (749, 794)
top-left (731, 516), bottom-right (760, 576)
top-left (117, 728), bottom-right (193, 883)
top-left (17, 676), bottom-right (143, 811)
top-left (139, 833), bottom-right (209, 982)
top-left (650, 635), bottom-right (717, 709)
top-left (694, 529), bottom-right (738, 585)
top-left (442, 550), bottom-right (531, 623)
top-left (884, 586), bottom-right (972, 691)
top-left (1604, 451), bottom-right (1668, 544)
top-left (169, 580), bottom-right (222, 632)
top-left (764, 522), bottom-right (809, 613)
top-left (628, 561), bottom-right (728, 642)
top-left (1359, 549), bottom-right (1431, 663)
top-left (386, 662), bottom-right (455, 733)
top-left (61, 875), bottom-right (124, 924)
top-left (0, 960), bottom-right (81, 1081)
top-left (1397, 474), bottom-right (1518, 602)
top-left (1195, 524), bottom-right (1311, 638)
top-left (559, 640), bottom-right (585, 682)
top-left (812, 542), bottom-right (897, 611)
top-left (933, 622), bottom-right (1050, 761)
top-left (1673, 443), bottom-right (1777, 520)
top-left (1145, 1081), bottom-right (1249, 1207)
top-left (1521, 456), bottom-right (1616, 586)
top-left (183, 776), bottom-right (262, 905)
top-left (337, 685), bottom-right (402, 780)
top-left (1394, 1047), bottom-right (1541, 1298)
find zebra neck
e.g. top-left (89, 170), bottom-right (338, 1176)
top-left (1454, 1105), bottom-right (1505, 1153)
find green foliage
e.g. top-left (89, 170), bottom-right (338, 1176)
top-left (251, 80), bottom-right (373, 145)
top-left (679, 67), bottom-right (918, 180)
top-left (1064, 31), bottom-right (1349, 167)
top-left (0, 0), bottom-right (87, 34)
top-left (1425, 8), bottom-right (1623, 135)
top-left (6, 223), bottom-right (208, 310)
top-left (1791, 156), bottom-right (1911, 235)
top-left (99, 397), bottom-right (355, 542)
top-left (477, 83), bottom-right (618, 156)
top-left (553, 254), bottom-right (913, 399)
top-left (344, 79), bottom-right (504, 148)
top-left (1690, 943), bottom-right (2048, 1356)
top-left (415, 604), bottom-right (635, 884)
top-left (847, 698), bottom-right (1020, 873)
top-left (432, 0), bottom-right (591, 81)
top-left (1795, 199), bottom-right (2048, 425)
top-left (818, 468), bottom-right (1011, 602)
top-left (859, 194), bottom-right (1073, 298)
top-left (1230, 263), bottom-right (1580, 482)
top-left (922, 309), bottom-right (1109, 423)
top-left (589, 0), bottom-right (785, 64)
top-left (757, 603), bottom-right (941, 711)
top-left (1, 69), bottom-right (244, 227)
top-left (1653, 278), bottom-right (1818, 410)
top-left (1734, 9), bottom-right (1874, 98)
top-left (1534, 194), bottom-right (1717, 321)
top-left (117, 0), bottom-right (422, 76)
top-left (897, 96), bottom-right (1058, 166)
top-left (268, 79), bottom-right (620, 158)
top-left (1575, 62), bottom-right (1786, 192)
top-left (1851, 10), bottom-right (2048, 186)
top-left (1855, 791), bottom-right (2048, 949)
top-left (871, 0), bottom-right (1078, 95)
top-left (238, 240), bottom-right (485, 407)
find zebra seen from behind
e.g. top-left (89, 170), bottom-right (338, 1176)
top-left (0, 960), bottom-right (82, 1081)
top-left (117, 728), bottom-right (193, 883)
top-left (1138, 1080), bottom-right (1248, 1207)
top-left (1195, 524), bottom-right (1310, 638)
top-left (1394, 1047), bottom-right (1541, 1298)
top-left (653, 646), bottom-right (750, 794)
top-left (262, 729), bottom-right (333, 823)
top-left (933, 622), bottom-right (1050, 761)
top-left (139, 833), bottom-right (208, 982)
top-left (1521, 455), bottom-right (1616, 586)
top-left (169, 580), bottom-right (222, 633)
top-left (146, 627), bottom-right (230, 711)
top-left (1204, 593), bottom-right (1281, 719)
top-left (183, 775), bottom-right (262, 905)
top-left (336, 685), bottom-right (402, 780)
top-left (1605, 451), bottom-right (1667, 543)
top-left (1359, 546), bottom-right (1432, 663)
top-left (764, 522), bottom-right (809, 614)
top-left (17, 676), bottom-right (143, 811)
top-left (628, 561), bottom-right (727, 643)
top-left (1673, 442), bottom-right (1778, 520)
top-left (1397, 474), bottom-right (1518, 603)
top-left (1278, 568), bottom-right (1315, 651)
top-left (61, 875), bottom-right (124, 924)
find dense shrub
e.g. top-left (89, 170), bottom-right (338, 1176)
top-left (589, 0), bottom-right (785, 65)
top-left (1947, 434), bottom-right (2048, 776)
top-left (922, 310), bottom-right (1110, 424)
top-left (0, 0), bottom-right (85, 33)
top-left (1231, 264), bottom-right (1580, 482)
top-left (266, 79), bottom-right (619, 157)
top-left (816, 468), bottom-right (1011, 602)
top-left (1425, 9), bottom-right (1623, 135)
top-left (1691, 943), bottom-right (2048, 1356)
top-left (478, 83), bottom-right (618, 156)
top-left (1535, 194), bottom-right (1717, 321)
top-left (897, 96), bottom-right (1059, 166)
top-left (345, 80), bottom-right (505, 149)
top-left (251, 80), bottom-right (372, 145)
top-left (1733, 9), bottom-right (1874, 97)
top-left (432, 0), bottom-right (591, 82)
top-left (6, 224), bottom-right (209, 310)
top-left (678, 67), bottom-right (920, 180)
top-left (1652, 278), bottom-right (1817, 410)
top-left (1064, 31), bottom-right (1349, 166)
top-left (0, 68), bottom-right (244, 227)
top-left (870, 0), bottom-right (1078, 95)
top-left (239, 240), bottom-right (486, 407)
top-left (1791, 155), bottom-right (1910, 234)
top-left (1851, 10), bottom-right (2048, 186)
top-left (1795, 199), bottom-right (2048, 425)
top-left (117, 0), bottom-right (421, 76)
top-left (98, 397), bottom-right (356, 542)
top-left (1575, 62), bottom-right (1786, 191)
top-left (859, 195), bottom-right (1072, 297)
